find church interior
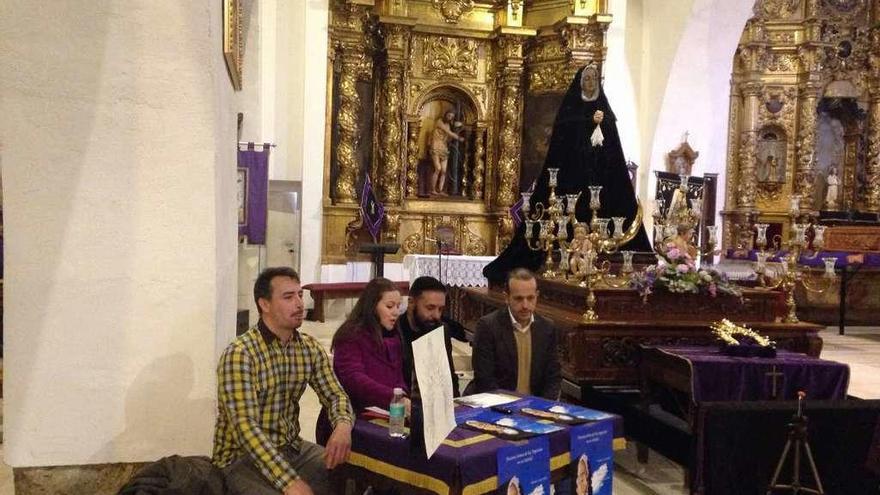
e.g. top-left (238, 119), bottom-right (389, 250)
top-left (2, 0), bottom-right (880, 493)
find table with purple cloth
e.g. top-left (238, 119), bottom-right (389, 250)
top-left (640, 346), bottom-right (850, 425)
top-left (334, 403), bottom-right (625, 495)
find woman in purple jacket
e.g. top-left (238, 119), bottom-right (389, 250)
top-left (316, 277), bottom-right (410, 445)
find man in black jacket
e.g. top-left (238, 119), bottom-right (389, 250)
top-left (471, 268), bottom-right (561, 399)
top-left (397, 276), bottom-right (460, 398)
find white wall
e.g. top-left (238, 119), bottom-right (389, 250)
top-left (1, 0), bottom-right (238, 466)
top-left (605, 0), bottom-right (752, 232)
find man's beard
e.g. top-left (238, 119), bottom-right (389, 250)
top-left (414, 314), bottom-right (442, 333)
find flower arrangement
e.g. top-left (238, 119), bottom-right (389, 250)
top-left (630, 241), bottom-right (742, 301)
top-left (711, 318), bottom-right (777, 357)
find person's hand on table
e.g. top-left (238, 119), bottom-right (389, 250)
top-left (284, 478), bottom-right (314, 495)
top-left (324, 421), bottom-right (352, 469)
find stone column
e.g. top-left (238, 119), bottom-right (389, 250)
top-left (377, 20), bottom-right (414, 205)
top-left (493, 29), bottom-right (534, 209)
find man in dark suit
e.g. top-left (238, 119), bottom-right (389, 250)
top-left (471, 268), bottom-right (561, 399)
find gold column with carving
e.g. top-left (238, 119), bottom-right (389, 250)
top-left (867, 84), bottom-right (880, 212)
top-left (796, 84), bottom-right (821, 210)
top-left (472, 124), bottom-right (486, 200)
top-left (377, 20), bottom-right (414, 205)
top-left (493, 29), bottom-right (534, 209)
top-left (405, 117), bottom-right (421, 198)
top-left (331, 3), bottom-right (373, 204)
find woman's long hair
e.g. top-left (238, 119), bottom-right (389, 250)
top-left (331, 277), bottom-right (400, 350)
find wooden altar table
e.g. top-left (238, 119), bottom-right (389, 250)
top-left (331, 401), bottom-right (625, 495)
top-left (459, 280), bottom-right (825, 400)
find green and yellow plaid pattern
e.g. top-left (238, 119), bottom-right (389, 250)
top-left (212, 323), bottom-right (353, 490)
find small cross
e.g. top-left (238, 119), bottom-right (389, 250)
top-left (766, 365), bottom-right (784, 399)
top-left (370, 202), bottom-right (376, 215)
top-left (682, 130), bottom-right (690, 143)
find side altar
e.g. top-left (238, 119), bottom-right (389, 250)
top-left (459, 278), bottom-right (825, 398)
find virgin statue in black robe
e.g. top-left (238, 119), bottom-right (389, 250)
top-left (483, 65), bottom-right (652, 283)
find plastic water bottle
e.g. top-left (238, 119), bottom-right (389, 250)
top-left (389, 387), bottom-right (406, 438)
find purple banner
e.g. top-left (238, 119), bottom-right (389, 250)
top-left (360, 175), bottom-right (384, 241)
top-left (238, 146), bottom-right (269, 244)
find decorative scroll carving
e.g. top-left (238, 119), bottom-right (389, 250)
top-left (423, 37), bottom-right (478, 80)
top-left (528, 65), bottom-right (569, 93)
top-left (557, 21), bottom-right (608, 66)
top-left (761, 52), bottom-right (798, 72)
top-left (756, 0), bottom-right (800, 19)
top-left (383, 210), bottom-right (400, 243)
top-left (769, 31), bottom-right (796, 44)
top-left (378, 61), bottom-right (405, 204)
top-left (402, 215), bottom-right (487, 255)
top-left (403, 232), bottom-right (423, 254)
top-left (345, 213), bottom-right (364, 253)
top-left (405, 120), bottom-right (421, 198)
top-left (431, 0), bottom-right (474, 24)
top-left (496, 215), bottom-right (514, 253)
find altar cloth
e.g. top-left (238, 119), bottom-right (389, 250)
top-left (655, 346), bottom-right (849, 403)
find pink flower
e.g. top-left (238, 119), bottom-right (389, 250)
top-left (676, 263), bottom-right (690, 273)
top-left (657, 259), bottom-right (667, 269)
top-left (667, 248), bottom-right (681, 259)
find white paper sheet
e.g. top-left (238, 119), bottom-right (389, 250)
top-left (454, 392), bottom-right (519, 409)
top-left (411, 326), bottom-right (457, 458)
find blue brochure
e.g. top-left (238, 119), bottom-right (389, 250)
top-left (569, 421), bottom-right (614, 495)
top-left (511, 397), bottom-right (615, 423)
top-left (497, 435), bottom-right (551, 495)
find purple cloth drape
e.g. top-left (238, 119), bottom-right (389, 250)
top-left (238, 146), bottom-right (269, 244)
top-left (727, 248), bottom-right (880, 267)
top-left (657, 346), bottom-right (850, 403)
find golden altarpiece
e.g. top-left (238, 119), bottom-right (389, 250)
top-left (321, 0), bottom-right (615, 263)
top-left (722, 0), bottom-right (880, 250)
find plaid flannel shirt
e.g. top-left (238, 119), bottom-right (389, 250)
top-left (212, 321), bottom-right (353, 490)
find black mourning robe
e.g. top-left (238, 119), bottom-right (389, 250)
top-left (484, 67), bottom-right (652, 283)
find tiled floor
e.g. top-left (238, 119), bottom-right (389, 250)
top-left (0, 315), bottom-right (876, 494)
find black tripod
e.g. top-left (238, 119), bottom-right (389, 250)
top-left (766, 394), bottom-right (825, 494)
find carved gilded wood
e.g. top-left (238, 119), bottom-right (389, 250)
top-left (722, 0), bottom-right (880, 250)
top-left (323, 0), bottom-right (611, 263)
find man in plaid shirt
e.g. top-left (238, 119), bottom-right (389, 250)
top-left (213, 267), bottom-right (354, 495)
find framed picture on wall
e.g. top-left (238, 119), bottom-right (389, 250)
top-left (223, 0), bottom-right (242, 90)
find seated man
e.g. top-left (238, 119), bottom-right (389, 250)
top-left (213, 267), bottom-right (354, 495)
top-left (471, 268), bottom-right (561, 399)
top-left (396, 275), bottom-right (460, 398)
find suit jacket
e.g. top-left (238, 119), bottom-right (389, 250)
top-left (471, 308), bottom-right (561, 400)
top-left (397, 314), bottom-right (460, 398)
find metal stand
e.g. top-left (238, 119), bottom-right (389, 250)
top-left (766, 396), bottom-right (825, 494)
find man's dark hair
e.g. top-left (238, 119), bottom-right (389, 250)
top-left (506, 267), bottom-right (537, 291)
top-left (254, 267), bottom-right (300, 313)
top-left (409, 276), bottom-right (447, 299)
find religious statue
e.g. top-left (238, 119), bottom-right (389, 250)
top-left (568, 223), bottom-right (594, 280)
top-left (763, 155), bottom-right (781, 183)
top-left (483, 65), bottom-right (652, 283)
top-left (665, 224), bottom-right (698, 259)
top-left (429, 110), bottom-right (465, 196)
top-left (825, 165), bottom-right (840, 210)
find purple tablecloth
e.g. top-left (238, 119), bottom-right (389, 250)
top-left (656, 346), bottom-right (850, 403)
top-left (727, 248), bottom-right (880, 268)
top-left (345, 401), bottom-right (623, 495)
